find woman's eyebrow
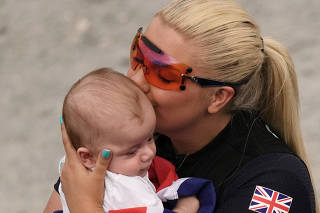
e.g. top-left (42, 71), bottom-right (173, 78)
top-left (141, 35), bottom-right (163, 54)
top-left (139, 39), bottom-right (172, 66)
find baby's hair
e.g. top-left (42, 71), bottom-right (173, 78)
top-left (62, 68), bottom-right (144, 152)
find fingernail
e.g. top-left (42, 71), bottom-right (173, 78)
top-left (60, 161), bottom-right (63, 168)
top-left (59, 115), bottom-right (63, 125)
top-left (102, 149), bottom-right (111, 159)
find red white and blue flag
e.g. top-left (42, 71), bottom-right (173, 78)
top-left (105, 156), bottom-right (216, 213)
top-left (249, 185), bottom-right (293, 213)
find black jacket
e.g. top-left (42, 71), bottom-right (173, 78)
top-left (156, 111), bottom-right (316, 212)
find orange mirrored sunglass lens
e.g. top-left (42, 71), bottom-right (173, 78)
top-left (130, 29), bottom-right (190, 90)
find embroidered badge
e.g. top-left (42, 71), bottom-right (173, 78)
top-left (249, 185), bottom-right (293, 213)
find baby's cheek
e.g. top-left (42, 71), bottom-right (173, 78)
top-left (107, 158), bottom-right (121, 173)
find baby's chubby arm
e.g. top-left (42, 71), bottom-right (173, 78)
top-left (173, 196), bottom-right (200, 213)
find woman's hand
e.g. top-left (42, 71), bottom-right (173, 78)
top-left (60, 122), bottom-right (112, 213)
top-left (173, 196), bottom-right (200, 213)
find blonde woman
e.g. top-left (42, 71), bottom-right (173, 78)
top-left (44, 0), bottom-right (318, 212)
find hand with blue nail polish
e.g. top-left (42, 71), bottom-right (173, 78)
top-left (59, 115), bottom-right (63, 125)
top-left (102, 149), bottom-right (111, 159)
top-left (60, 122), bottom-right (112, 213)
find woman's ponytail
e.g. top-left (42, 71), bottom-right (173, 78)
top-left (261, 38), bottom-right (319, 212)
top-left (259, 37), bottom-right (306, 160)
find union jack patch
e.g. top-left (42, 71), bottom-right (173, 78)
top-left (249, 185), bottom-right (293, 213)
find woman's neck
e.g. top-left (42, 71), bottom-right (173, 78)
top-left (166, 112), bottom-right (232, 154)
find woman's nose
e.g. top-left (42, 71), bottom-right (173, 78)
top-left (127, 67), bottom-right (150, 94)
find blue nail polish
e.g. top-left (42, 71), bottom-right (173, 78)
top-left (60, 161), bottom-right (63, 168)
top-left (59, 115), bottom-right (63, 125)
top-left (102, 149), bottom-right (110, 159)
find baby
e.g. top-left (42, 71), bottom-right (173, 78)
top-left (59, 67), bottom-right (162, 212)
top-left (58, 67), bottom-right (216, 213)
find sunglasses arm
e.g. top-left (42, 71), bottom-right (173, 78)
top-left (181, 74), bottom-right (231, 87)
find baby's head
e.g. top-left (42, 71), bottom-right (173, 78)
top-left (63, 68), bottom-right (156, 177)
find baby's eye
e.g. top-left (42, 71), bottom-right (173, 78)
top-left (126, 150), bottom-right (137, 156)
top-left (147, 137), bottom-right (154, 143)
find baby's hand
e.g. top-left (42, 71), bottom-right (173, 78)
top-left (173, 196), bottom-right (200, 213)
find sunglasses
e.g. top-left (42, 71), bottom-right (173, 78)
top-left (130, 27), bottom-right (244, 91)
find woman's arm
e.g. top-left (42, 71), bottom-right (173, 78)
top-left (60, 122), bottom-right (112, 213)
top-left (214, 153), bottom-right (316, 213)
top-left (43, 190), bottom-right (62, 213)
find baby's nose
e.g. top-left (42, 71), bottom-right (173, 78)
top-left (141, 147), bottom-right (155, 163)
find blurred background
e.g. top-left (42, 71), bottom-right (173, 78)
top-left (0, 0), bottom-right (319, 212)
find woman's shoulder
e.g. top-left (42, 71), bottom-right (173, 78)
top-left (217, 152), bottom-right (316, 212)
top-left (235, 152), bottom-right (312, 185)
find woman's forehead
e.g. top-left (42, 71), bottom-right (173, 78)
top-left (144, 16), bottom-right (198, 68)
top-left (139, 36), bottom-right (181, 66)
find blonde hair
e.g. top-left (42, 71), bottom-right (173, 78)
top-left (159, 0), bottom-right (318, 210)
top-left (63, 68), bottom-right (144, 152)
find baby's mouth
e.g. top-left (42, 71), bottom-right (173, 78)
top-left (139, 166), bottom-right (150, 176)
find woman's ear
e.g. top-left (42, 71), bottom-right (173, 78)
top-left (77, 147), bottom-right (96, 169)
top-left (207, 86), bottom-right (235, 114)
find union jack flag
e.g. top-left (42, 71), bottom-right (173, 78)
top-left (249, 185), bottom-right (293, 213)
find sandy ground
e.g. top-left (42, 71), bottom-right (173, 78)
top-left (0, 0), bottom-right (319, 212)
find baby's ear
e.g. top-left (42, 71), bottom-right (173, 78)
top-left (77, 147), bottom-right (96, 169)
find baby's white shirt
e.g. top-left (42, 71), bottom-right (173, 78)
top-left (102, 171), bottom-right (163, 212)
top-left (58, 158), bottom-right (163, 213)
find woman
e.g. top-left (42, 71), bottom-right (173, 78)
top-left (44, 0), bottom-right (318, 212)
